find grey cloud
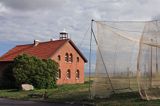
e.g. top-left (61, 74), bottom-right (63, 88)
top-left (0, 0), bottom-right (66, 11)
top-left (0, 0), bottom-right (160, 43)
top-left (1, 0), bottom-right (160, 68)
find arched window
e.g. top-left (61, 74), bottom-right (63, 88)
top-left (76, 70), bottom-right (80, 79)
top-left (58, 69), bottom-right (61, 79)
top-left (65, 53), bottom-right (69, 62)
top-left (77, 57), bottom-right (79, 62)
top-left (66, 69), bottom-right (71, 79)
top-left (69, 53), bottom-right (73, 62)
top-left (58, 55), bottom-right (61, 61)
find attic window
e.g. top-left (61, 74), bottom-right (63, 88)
top-left (77, 57), bottom-right (79, 62)
top-left (58, 55), bottom-right (61, 61)
top-left (65, 53), bottom-right (69, 62)
top-left (69, 53), bottom-right (73, 62)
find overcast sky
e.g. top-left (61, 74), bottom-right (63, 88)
top-left (1, 0), bottom-right (160, 72)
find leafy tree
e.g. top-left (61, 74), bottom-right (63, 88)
top-left (12, 54), bottom-right (58, 89)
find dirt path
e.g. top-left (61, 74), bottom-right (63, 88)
top-left (0, 98), bottom-right (82, 106)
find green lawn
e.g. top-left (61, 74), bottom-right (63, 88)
top-left (96, 92), bottom-right (160, 106)
top-left (0, 81), bottom-right (160, 106)
top-left (0, 82), bottom-right (91, 104)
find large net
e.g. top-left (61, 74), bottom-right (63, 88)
top-left (91, 20), bottom-right (160, 100)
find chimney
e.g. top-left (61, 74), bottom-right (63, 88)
top-left (34, 40), bottom-right (39, 46)
top-left (59, 29), bottom-right (68, 40)
top-left (50, 38), bottom-right (56, 41)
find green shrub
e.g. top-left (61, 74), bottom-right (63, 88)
top-left (12, 54), bottom-right (58, 89)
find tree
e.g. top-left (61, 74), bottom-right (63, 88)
top-left (12, 54), bottom-right (58, 89)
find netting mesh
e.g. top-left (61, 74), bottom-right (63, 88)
top-left (91, 20), bottom-right (160, 100)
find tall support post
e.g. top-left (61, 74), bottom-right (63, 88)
top-left (155, 20), bottom-right (159, 73)
top-left (144, 64), bottom-right (147, 87)
top-left (156, 38), bottom-right (158, 73)
top-left (127, 67), bottom-right (131, 89)
top-left (88, 19), bottom-right (93, 99)
top-left (150, 39), bottom-right (153, 88)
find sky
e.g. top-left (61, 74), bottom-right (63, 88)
top-left (1, 0), bottom-right (160, 72)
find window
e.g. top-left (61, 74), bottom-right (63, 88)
top-left (77, 57), bottom-right (79, 62)
top-left (58, 55), bottom-right (61, 61)
top-left (65, 53), bottom-right (69, 62)
top-left (66, 69), bottom-right (71, 79)
top-left (57, 69), bottom-right (61, 79)
top-left (69, 53), bottom-right (73, 62)
top-left (58, 69), bottom-right (61, 79)
top-left (76, 70), bottom-right (80, 79)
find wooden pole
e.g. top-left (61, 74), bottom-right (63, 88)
top-left (156, 39), bottom-right (158, 73)
top-left (88, 19), bottom-right (93, 99)
top-left (128, 67), bottom-right (131, 89)
top-left (150, 39), bottom-right (153, 88)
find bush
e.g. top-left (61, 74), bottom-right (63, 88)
top-left (12, 54), bottom-right (58, 89)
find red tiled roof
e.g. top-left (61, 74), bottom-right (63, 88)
top-left (0, 39), bottom-right (87, 62)
top-left (0, 39), bottom-right (67, 61)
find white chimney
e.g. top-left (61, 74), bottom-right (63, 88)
top-left (50, 38), bottom-right (56, 41)
top-left (34, 40), bottom-right (39, 46)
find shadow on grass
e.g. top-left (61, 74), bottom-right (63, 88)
top-left (94, 92), bottom-right (140, 102)
top-left (47, 91), bottom-right (94, 106)
top-left (7, 89), bottom-right (20, 92)
top-left (94, 92), bottom-right (160, 106)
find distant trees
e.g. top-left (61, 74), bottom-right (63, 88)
top-left (11, 54), bottom-right (58, 89)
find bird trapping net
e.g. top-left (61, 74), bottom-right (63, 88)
top-left (91, 20), bottom-right (160, 100)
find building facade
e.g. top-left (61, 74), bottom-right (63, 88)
top-left (0, 31), bottom-right (87, 85)
top-left (51, 39), bottom-right (86, 84)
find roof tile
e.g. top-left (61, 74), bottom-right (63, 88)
top-left (0, 39), bottom-right (87, 62)
top-left (0, 39), bottom-right (67, 61)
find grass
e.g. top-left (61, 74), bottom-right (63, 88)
top-left (1, 80), bottom-right (160, 105)
top-left (0, 82), bottom-right (91, 104)
top-left (96, 92), bottom-right (160, 106)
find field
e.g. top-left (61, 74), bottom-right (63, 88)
top-left (0, 79), bottom-right (160, 106)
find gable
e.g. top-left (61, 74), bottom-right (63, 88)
top-left (51, 40), bottom-right (87, 63)
top-left (68, 40), bottom-right (87, 62)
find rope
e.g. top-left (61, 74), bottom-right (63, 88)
top-left (95, 20), bottom-right (159, 23)
top-left (78, 25), bottom-right (90, 47)
top-left (104, 24), bottom-right (140, 42)
top-left (96, 21), bottom-right (160, 33)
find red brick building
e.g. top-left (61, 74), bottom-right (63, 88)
top-left (0, 31), bottom-right (87, 85)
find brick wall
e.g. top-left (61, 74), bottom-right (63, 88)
top-left (51, 41), bottom-right (85, 84)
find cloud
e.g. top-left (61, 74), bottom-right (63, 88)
top-left (1, 0), bottom-right (160, 58)
top-left (0, 0), bottom-right (66, 11)
top-left (1, 0), bottom-right (160, 73)
top-left (0, 2), bottom-right (9, 15)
